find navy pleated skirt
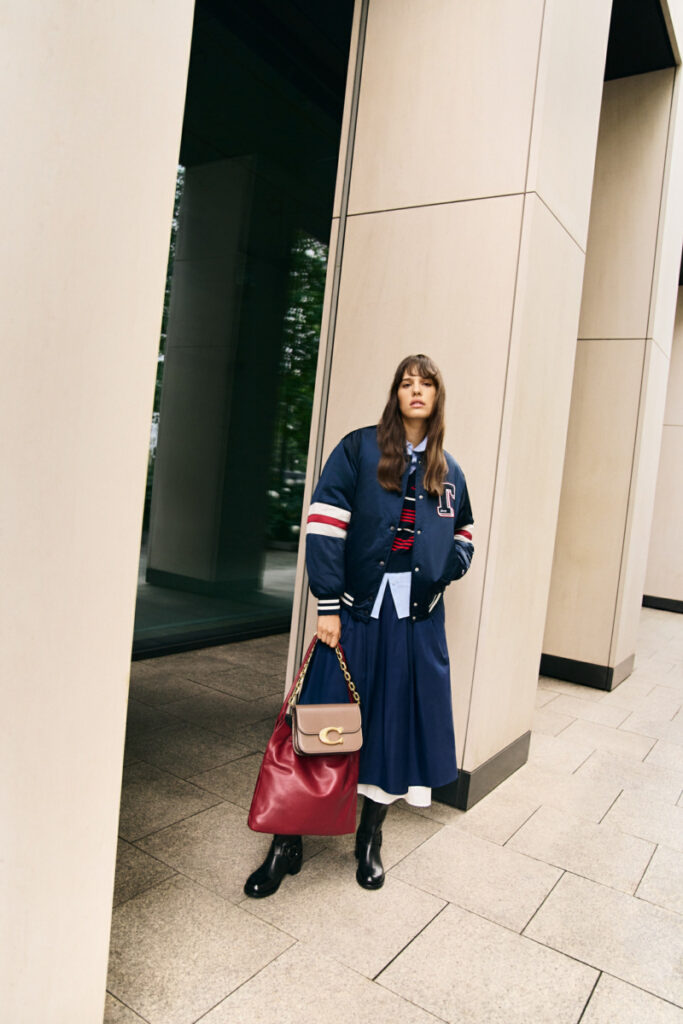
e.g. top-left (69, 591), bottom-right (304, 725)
top-left (299, 589), bottom-right (458, 794)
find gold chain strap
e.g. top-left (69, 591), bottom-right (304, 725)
top-left (335, 644), bottom-right (361, 705)
top-left (287, 640), bottom-right (360, 713)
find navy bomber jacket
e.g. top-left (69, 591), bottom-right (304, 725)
top-left (305, 426), bottom-right (474, 622)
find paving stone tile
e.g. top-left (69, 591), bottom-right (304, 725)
top-left (450, 786), bottom-right (539, 845)
top-left (163, 688), bottom-right (278, 736)
top-left (526, 731), bottom-right (596, 773)
top-left (391, 826), bottom-right (561, 931)
top-left (538, 676), bottom-right (606, 701)
top-left (507, 804), bottom-right (654, 894)
top-left (359, 802), bottom-right (446, 870)
top-left (378, 902), bottom-right (598, 1024)
top-left (602, 790), bottom-right (683, 851)
top-left (126, 722), bottom-right (251, 779)
top-left (240, 848), bottom-right (445, 979)
top-left (535, 689), bottom-right (559, 708)
top-left (657, 672), bottom-right (683, 696)
top-left (124, 699), bottom-right (178, 739)
top-left (620, 712), bottom-right (683, 746)
top-left (188, 752), bottom-right (264, 810)
top-left (316, 802), bottom-right (442, 870)
top-left (117, 762), bottom-right (221, 842)
top-left (645, 739), bottom-right (683, 773)
top-left (495, 762), bottom-right (623, 823)
top-left (580, 974), bottom-right (683, 1024)
top-left (573, 748), bottom-right (683, 803)
top-left (200, 942), bottom-right (441, 1024)
top-left (190, 664), bottom-right (285, 701)
top-left (404, 799), bottom-right (466, 825)
top-left (548, 694), bottom-right (631, 727)
top-left (108, 875), bottom-right (292, 1024)
top-left (604, 684), bottom-right (682, 718)
top-left (558, 719), bottom-right (656, 760)
top-left (104, 993), bottom-right (147, 1023)
top-left (113, 839), bottom-right (176, 906)
top-left (524, 872), bottom-right (683, 1004)
top-left (599, 675), bottom-right (658, 708)
top-left (238, 716), bottom-right (279, 753)
top-left (636, 845), bottom-right (683, 914)
top-left (532, 705), bottom-right (576, 736)
top-left (128, 667), bottom-right (215, 707)
top-left (134, 801), bottom-right (296, 904)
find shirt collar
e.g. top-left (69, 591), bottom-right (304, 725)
top-left (406, 435), bottom-right (428, 455)
top-left (406, 435), bottom-right (428, 466)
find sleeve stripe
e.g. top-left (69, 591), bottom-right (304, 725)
top-left (307, 521), bottom-right (348, 540)
top-left (307, 513), bottom-right (349, 531)
top-left (309, 502), bottom-right (351, 523)
top-left (455, 525), bottom-right (473, 542)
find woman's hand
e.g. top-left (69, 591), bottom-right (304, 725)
top-left (317, 614), bottom-right (341, 648)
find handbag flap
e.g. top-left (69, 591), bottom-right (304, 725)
top-left (292, 703), bottom-right (363, 755)
top-left (294, 703), bottom-right (362, 738)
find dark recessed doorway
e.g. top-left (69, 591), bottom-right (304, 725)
top-left (133, 0), bottom-right (354, 657)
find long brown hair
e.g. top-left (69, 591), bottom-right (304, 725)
top-left (377, 354), bottom-right (448, 496)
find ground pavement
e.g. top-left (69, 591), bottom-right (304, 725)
top-left (106, 607), bottom-right (683, 1024)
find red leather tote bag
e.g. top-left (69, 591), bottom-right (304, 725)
top-left (247, 636), bottom-right (361, 836)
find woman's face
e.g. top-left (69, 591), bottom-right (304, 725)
top-left (397, 371), bottom-right (436, 423)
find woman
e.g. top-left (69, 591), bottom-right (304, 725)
top-left (244, 354), bottom-right (474, 897)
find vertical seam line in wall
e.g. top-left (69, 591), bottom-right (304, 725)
top-left (522, 0), bottom-right (548, 194)
top-left (645, 67), bottom-right (677, 343)
top-left (461, 0), bottom-right (546, 766)
top-left (607, 68), bottom-right (676, 665)
top-left (460, 192), bottom-right (528, 765)
top-left (606, 337), bottom-right (648, 667)
top-left (294, 0), bottom-right (370, 666)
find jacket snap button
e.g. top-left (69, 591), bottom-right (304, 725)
top-left (417, 529), bottom-right (422, 535)
top-left (412, 616), bottom-right (416, 621)
top-left (413, 602), bottom-right (418, 607)
top-left (418, 494), bottom-right (424, 500)
top-left (379, 560), bottom-right (385, 566)
top-left (389, 525), bottom-right (395, 531)
top-left (414, 566), bottom-right (420, 572)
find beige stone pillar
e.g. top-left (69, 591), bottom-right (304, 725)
top-left (0, 2), bottom-right (194, 1020)
top-left (543, 66), bottom-right (683, 689)
top-left (645, 288), bottom-right (683, 611)
top-left (289, 0), bottom-right (613, 807)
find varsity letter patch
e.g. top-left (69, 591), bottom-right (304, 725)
top-left (437, 483), bottom-right (456, 518)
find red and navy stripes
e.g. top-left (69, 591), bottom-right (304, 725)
top-left (386, 471), bottom-right (416, 571)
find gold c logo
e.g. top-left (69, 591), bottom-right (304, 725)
top-left (319, 726), bottom-right (344, 745)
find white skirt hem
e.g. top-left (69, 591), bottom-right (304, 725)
top-left (357, 782), bottom-right (431, 807)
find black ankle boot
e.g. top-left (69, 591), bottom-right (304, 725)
top-left (355, 797), bottom-right (389, 890)
top-left (243, 835), bottom-right (302, 898)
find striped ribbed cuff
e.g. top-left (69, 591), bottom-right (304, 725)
top-left (317, 597), bottom-right (341, 616)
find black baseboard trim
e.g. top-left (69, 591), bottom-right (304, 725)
top-left (539, 652), bottom-right (634, 691)
top-left (643, 595), bottom-right (683, 614)
top-left (434, 731), bottom-right (531, 811)
top-left (132, 619), bottom-right (291, 660)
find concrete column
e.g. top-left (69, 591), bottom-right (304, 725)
top-left (645, 287), bottom-right (683, 611)
top-left (289, 0), bottom-right (613, 807)
top-left (543, 66), bottom-right (683, 689)
top-left (146, 157), bottom-right (294, 595)
top-left (0, 2), bottom-right (194, 1020)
